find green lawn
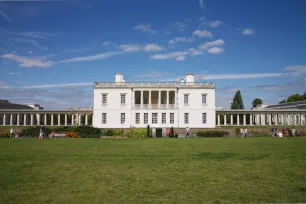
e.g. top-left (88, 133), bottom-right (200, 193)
top-left (1, 138), bottom-right (306, 204)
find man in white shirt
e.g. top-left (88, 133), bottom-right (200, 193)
top-left (10, 128), bottom-right (14, 138)
top-left (186, 127), bottom-right (190, 138)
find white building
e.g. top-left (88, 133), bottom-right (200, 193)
top-left (93, 73), bottom-right (216, 131)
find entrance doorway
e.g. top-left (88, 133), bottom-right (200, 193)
top-left (156, 128), bottom-right (162, 137)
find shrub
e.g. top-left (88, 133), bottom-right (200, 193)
top-left (0, 129), bottom-right (10, 138)
top-left (171, 126), bottom-right (174, 138)
top-left (112, 129), bottom-right (124, 136)
top-left (147, 125), bottom-right (151, 138)
top-left (124, 128), bottom-right (147, 138)
top-left (64, 131), bottom-right (80, 138)
top-left (196, 130), bottom-right (229, 137)
top-left (104, 129), bottom-right (114, 136)
top-left (73, 126), bottom-right (101, 138)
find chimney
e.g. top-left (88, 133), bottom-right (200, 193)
top-left (186, 73), bottom-right (194, 84)
top-left (180, 78), bottom-right (185, 85)
top-left (115, 72), bottom-right (124, 83)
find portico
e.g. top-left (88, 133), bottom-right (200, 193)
top-left (133, 90), bottom-right (177, 109)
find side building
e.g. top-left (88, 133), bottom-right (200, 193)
top-left (93, 73), bottom-right (216, 130)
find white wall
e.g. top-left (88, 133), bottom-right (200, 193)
top-left (93, 87), bottom-right (216, 128)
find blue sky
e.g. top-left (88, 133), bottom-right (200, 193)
top-left (0, 0), bottom-right (306, 110)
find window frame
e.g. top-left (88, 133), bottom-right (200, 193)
top-left (120, 93), bottom-right (126, 105)
top-left (102, 93), bottom-right (108, 105)
top-left (152, 113), bottom-right (158, 124)
top-left (184, 112), bottom-right (189, 124)
top-left (170, 113), bottom-right (174, 124)
top-left (144, 113), bottom-right (148, 124)
top-left (202, 94), bottom-right (207, 105)
top-left (102, 113), bottom-right (107, 124)
top-left (184, 94), bottom-right (189, 105)
top-left (135, 113), bottom-right (140, 124)
top-left (162, 113), bottom-right (166, 124)
top-left (121, 113), bottom-right (125, 124)
top-left (202, 113), bottom-right (207, 124)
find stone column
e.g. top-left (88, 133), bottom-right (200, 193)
top-left (85, 114), bottom-right (88, 125)
top-left (65, 114), bottom-right (68, 126)
top-left (217, 114), bottom-right (220, 126)
top-left (166, 91), bottom-right (169, 108)
top-left (37, 114), bottom-right (40, 125)
top-left (3, 114), bottom-right (6, 126)
top-left (78, 114), bottom-right (81, 125)
top-left (261, 114), bottom-right (265, 125)
top-left (224, 114), bottom-right (227, 126)
top-left (71, 114), bottom-right (74, 126)
top-left (281, 114), bottom-right (284, 125)
top-left (243, 114), bottom-right (246, 126)
top-left (268, 114), bottom-right (272, 125)
top-left (30, 114), bottom-right (34, 126)
top-left (237, 114), bottom-right (240, 125)
top-left (23, 114), bottom-right (27, 126)
top-left (51, 114), bottom-right (54, 126)
top-left (274, 114), bottom-right (278, 125)
top-left (294, 114), bottom-right (297, 125)
top-left (10, 114), bottom-right (13, 126)
top-left (250, 114), bottom-right (253, 125)
top-left (140, 91), bottom-right (143, 108)
top-left (158, 91), bottom-right (161, 108)
top-left (230, 114), bottom-right (233, 125)
top-left (17, 114), bottom-right (20, 126)
top-left (58, 114), bottom-right (61, 126)
top-left (44, 114), bottom-right (47, 126)
top-left (149, 91), bottom-right (151, 109)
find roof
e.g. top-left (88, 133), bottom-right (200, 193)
top-left (94, 82), bottom-right (215, 89)
top-left (265, 100), bottom-right (306, 109)
top-left (0, 102), bottom-right (34, 110)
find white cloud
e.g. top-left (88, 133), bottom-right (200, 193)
top-left (0, 82), bottom-right (10, 88)
top-left (24, 82), bottom-right (92, 89)
top-left (199, 39), bottom-right (225, 50)
top-left (134, 24), bottom-right (156, 34)
top-left (186, 48), bottom-right (204, 56)
top-left (59, 51), bottom-right (123, 63)
top-left (199, 0), bottom-right (204, 11)
top-left (168, 37), bottom-right (194, 45)
top-left (8, 72), bottom-right (21, 75)
top-left (192, 29), bottom-right (212, 38)
top-left (150, 51), bottom-right (188, 61)
top-left (210, 20), bottom-right (222, 28)
top-left (119, 44), bottom-right (141, 52)
top-left (243, 28), bottom-right (255, 35)
top-left (207, 47), bottom-right (224, 54)
top-left (197, 73), bottom-right (294, 80)
top-left (20, 32), bottom-right (54, 39)
top-left (284, 65), bottom-right (306, 73)
top-left (171, 22), bottom-right (187, 31)
top-left (2, 53), bottom-right (54, 68)
top-left (64, 47), bottom-right (91, 52)
top-left (176, 56), bottom-right (186, 61)
top-left (143, 44), bottom-right (164, 52)
top-left (0, 10), bottom-right (12, 22)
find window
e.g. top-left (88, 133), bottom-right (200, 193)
top-left (162, 113), bottom-right (166, 124)
top-left (184, 113), bottom-right (189, 124)
top-left (202, 94), bottom-right (207, 105)
top-left (170, 113), bottom-right (174, 124)
top-left (152, 113), bottom-right (158, 124)
top-left (102, 113), bottom-right (107, 124)
top-left (184, 94), bottom-right (189, 105)
top-left (144, 113), bottom-right (148, 124)
top-left (121, 113), bottom-right (125, 124)
top-left (135, 113), bottom-right (140, 124)
top-left (202, 113), bottom-right (207, 124)
top-left (121, 94), bottom-right (126, 104)
top-left (102, 94), bottom-right (107, 105)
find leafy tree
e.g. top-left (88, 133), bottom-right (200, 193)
top-left (0, 99), bottom-right (9, 103)
top-left (279, 100), bottom-right (286, 104)
top-left (279, 92), bottom-right (306, 104)
top-left (231, 90), bottom-right (244, 109)
top-left (252, 98), bottom-right (263, 108)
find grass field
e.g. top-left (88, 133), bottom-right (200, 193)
top-left (1, 138), bottom-right (306, 203)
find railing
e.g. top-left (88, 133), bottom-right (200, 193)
top-left (132, 104), bottom-right (177, 110)
top-left (94, 81), bottom-right (215, 88)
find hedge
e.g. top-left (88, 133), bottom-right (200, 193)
top-left (196, 130), bottom-right (229, 137)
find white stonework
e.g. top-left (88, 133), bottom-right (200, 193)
top-left (92, 73), bottom-right (216, 128)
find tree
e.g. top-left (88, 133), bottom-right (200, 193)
top-left (252, 98), bottom-right (263, 108)
top-left (279, 100), bottom-right (286, 104)
top-left (279, 92), bottom-right (306, 104)
top-left (0, 99), bottom-right (9, 103)
top-left (231, 90), bottom-right (244, 109)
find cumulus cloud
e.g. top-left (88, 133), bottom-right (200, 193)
top-left (243, 28), bottom-right (255, 35)
top-left (134, 24), bottom-right (156, 34)
top-left (207, 47), bottom-right (224, 54)
top-left (197, 73), bottom-right (296, 80)
top-left (143, 44), bottom-right (164, 52)
top-left (150, 51), bottom-right (189, 61)
top-left (284, 65), bottom-right (306, 73)
top-left (2, 53), bottom-right (54, 68)
top-left (119, 44), bottom-right (141, 52)
top-left (102, 41), bottom-right (111, 46)
top-left (168, 37), bottom-right (194, 45)
top-left (199, 39), bottom-right (225, 50)
top-left (192, 29), bottom-right (212, 38)
top-left (199, 0), bottom-right (204, 11)
top-left (209, 20), bottom-right (222, 28)
top-left (24, 82), bottom-right (92, 89)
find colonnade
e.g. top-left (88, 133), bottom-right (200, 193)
top-left (216, 111), bottom-right (306, 126)
top-left (0, 111), bottom-right (92, 126)
top-left (133, 90), bottom-right (177, 109)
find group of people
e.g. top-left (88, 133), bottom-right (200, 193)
top-left (39, 126), bottom-right (46, 140)
top-left (240, 128), bottom-right (248, 137)
top-left (9, 128), bottom-right (19, 138)
top-left (166, 127), bottom-right (190, 138)
top-left (272, 128), bottom-right (301, 137)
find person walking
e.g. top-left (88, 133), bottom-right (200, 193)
top-left (244, 128), bottom-right (248, 137)
top-left (240, 128), bottom-right (243, 137)
top-left (10, 128), bottom-right (14, 138)
top-left (186, 127), bottom-right (190, 138)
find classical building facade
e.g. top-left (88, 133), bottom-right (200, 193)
top-left (92, 73), bottom-right (216, 129)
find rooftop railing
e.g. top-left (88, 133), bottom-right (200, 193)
top-left (94, 81), bottom-right (215, 88)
